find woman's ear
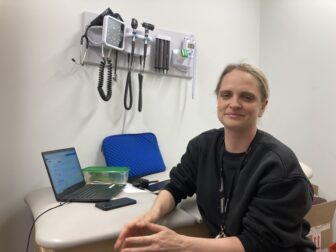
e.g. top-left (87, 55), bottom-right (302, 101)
top-left (258, 99), bottom-right (268, 117)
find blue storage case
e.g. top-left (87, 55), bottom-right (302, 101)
top-left (102, 133), bottom-right (166, 178)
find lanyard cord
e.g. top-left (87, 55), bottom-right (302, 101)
top-left (219, 151), bottom-right (249, 233)
top-left (218, 132), bottom-right (259, 236)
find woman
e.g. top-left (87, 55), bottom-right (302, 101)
top-left (115, 63), bottom-right (315, 251)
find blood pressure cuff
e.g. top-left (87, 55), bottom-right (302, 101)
top-left (102, 133), bottom-right (166, 178)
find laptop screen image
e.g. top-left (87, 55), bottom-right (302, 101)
top-left (43, 148), bottom-right (84, 195)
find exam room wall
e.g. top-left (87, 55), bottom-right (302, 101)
top-left (0, 0), bottom-right (260, 251)
top-left (259, 0), bottom-right (336, 241)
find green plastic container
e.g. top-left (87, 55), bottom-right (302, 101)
top-left (82, 166), bottom-right (129, 184)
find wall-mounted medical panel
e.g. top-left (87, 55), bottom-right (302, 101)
top-left (81, 12), bottom-right (195, 80)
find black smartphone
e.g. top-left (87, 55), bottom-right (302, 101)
top-left (95, 197), bottom-right (136, 211)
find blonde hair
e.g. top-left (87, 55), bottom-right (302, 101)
top-left (214, 63), bottom-right (270, 102)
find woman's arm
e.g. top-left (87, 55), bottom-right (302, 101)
top-left (142, 189), bottom-right (176, 222)
top-left (183, 234), bottom-right (245, 252)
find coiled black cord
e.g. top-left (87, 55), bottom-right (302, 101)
top-left (97, 58), bottom-right (113, 101)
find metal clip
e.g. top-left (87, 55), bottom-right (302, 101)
top-left (101, 45), bottom-right (112, 61)
top-left (219, 168), bottom-right (224, 192)
top-left (215, 225), bottom-right (227, 239)
top-left (224, 198), bottom-right (230, 213)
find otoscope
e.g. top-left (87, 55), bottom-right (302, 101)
top-left (141, 22), bottom-right (154, 73)
top-left (138, 22), bottom-right (154, 112)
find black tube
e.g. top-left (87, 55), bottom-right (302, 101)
top-left (159, 39), bottom-right (164, 72)
top-left (155, 38), bottom-right (160, 71)
top-left (162, 39), bottom-right (167, 73)
top-left (138, 73), bottom-right (143, 112)
top-left (124, 71), bottom-right (133, 110)
top-left (165, 40), bottom-right (170, 73)
top-left (113, 50), bottom-right (118, 81)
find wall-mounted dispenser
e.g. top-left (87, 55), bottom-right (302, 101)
top-left (171, 36), bottom-right (196, 72)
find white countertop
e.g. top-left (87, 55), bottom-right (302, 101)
top-left (25, 185), bottom-right (198, 250)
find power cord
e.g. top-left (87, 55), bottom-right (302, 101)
top-left (25, 202), bottom-right (67, 252)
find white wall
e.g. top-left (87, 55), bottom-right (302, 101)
top-left (0, 0), bottom-right (260, 251)
top-left (260, 0), bottom-right (336, 241)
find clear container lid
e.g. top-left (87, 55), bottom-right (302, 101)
top-left (82, 166), bottom-right (129, 173)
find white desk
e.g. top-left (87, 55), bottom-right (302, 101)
top-left (25, 185), bottom-right (208, 252)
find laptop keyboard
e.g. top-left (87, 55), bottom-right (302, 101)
top-left (66, 184), bottom-right (124, 202)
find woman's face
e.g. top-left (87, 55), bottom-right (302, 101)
top-left (217, 69), bottom-right (268, 133)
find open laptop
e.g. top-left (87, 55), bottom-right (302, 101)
top-left (42, 147), bottom-right (124, 202)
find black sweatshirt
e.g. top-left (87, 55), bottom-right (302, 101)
top-left (164, 128), bottom-right (315, 252)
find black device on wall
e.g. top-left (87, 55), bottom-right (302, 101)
top-left (80, 8), bottom-right (125, 102)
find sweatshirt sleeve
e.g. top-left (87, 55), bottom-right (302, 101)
top-left (237, 177), bottom-right (313, 252)
top-left (164, 137), bottom-right (200, 205)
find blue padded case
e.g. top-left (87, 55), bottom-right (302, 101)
top-left (102, 133), bottom-right (166, 178)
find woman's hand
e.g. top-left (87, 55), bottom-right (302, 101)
top-left (114, 210), bottom-right (159, 250)
top-left (115, 190), bottom-right (177, 251)
top-left (114, 219), bottom-right (245, 252)
top-left (116, 222), bottom-right (186, 252)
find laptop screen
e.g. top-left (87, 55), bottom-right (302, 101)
top-left (42, 148), bottom-right (85, 195)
